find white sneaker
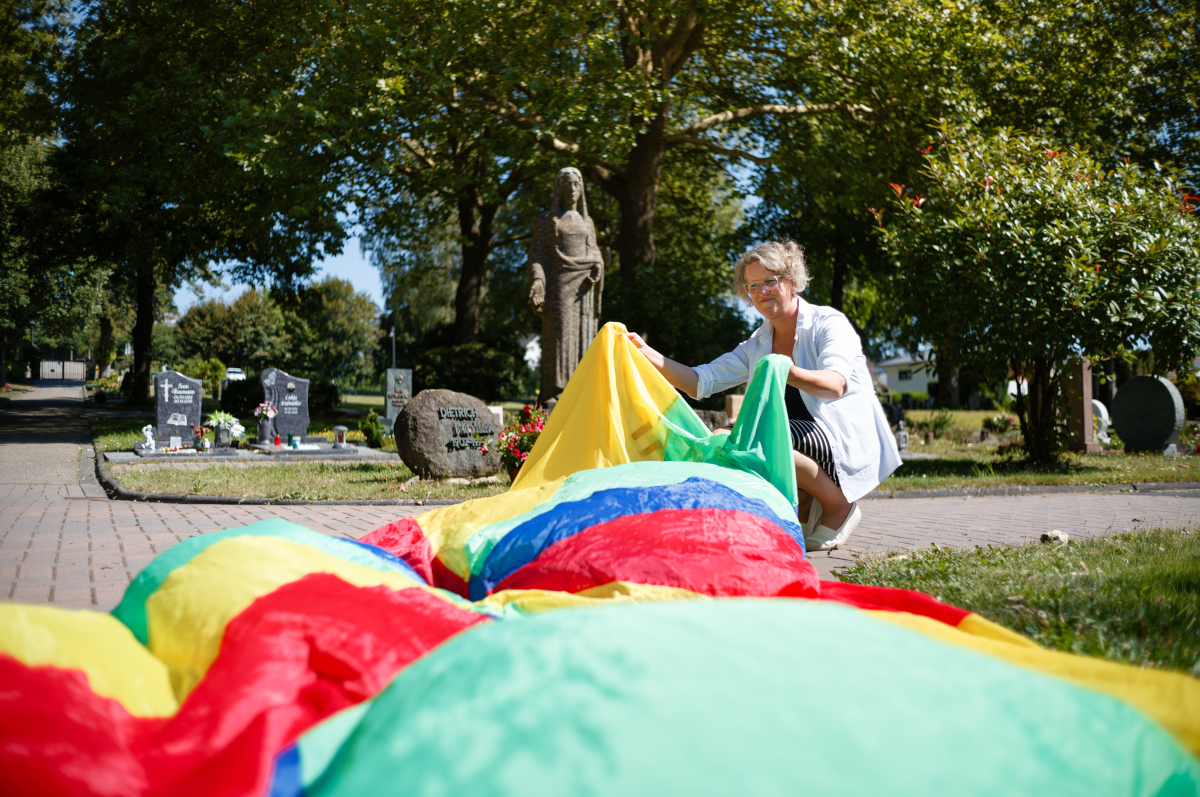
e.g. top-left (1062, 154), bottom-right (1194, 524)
top-left (806, 502), bottom-right (861, 552)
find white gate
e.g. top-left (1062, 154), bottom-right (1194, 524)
top-left (40, 360), bottom-right (87, 380)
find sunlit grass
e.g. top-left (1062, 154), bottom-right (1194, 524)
top-left (840, 527), bottom-right (1200, 676)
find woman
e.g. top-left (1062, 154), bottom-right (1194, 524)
top-left (626, 240), bottom-right (900, 551)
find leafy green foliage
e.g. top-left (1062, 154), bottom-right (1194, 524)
top-left (414, 344), bottom-right (528, 402)
top-left (309, 379), bottom-right (341, 416)
top-left (178, 356), bottom-right (227, 396)
top-left (358, 409), bottom-right (385, 450)
top-left (879, 124), bottom-right (1200, 461)
top-left (841, 528), bottom-right (1200, 676)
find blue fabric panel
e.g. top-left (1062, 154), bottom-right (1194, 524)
top-left (267, 744), bottom-right (303, 797)
top-left (472, 478), bottom-right (805, 599)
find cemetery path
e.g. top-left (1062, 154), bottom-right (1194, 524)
top-left (2, 380), bottom-right (1199, 608)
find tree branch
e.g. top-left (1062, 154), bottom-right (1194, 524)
top-left (662, 135), bottom-right (770, 164)
top-left (675, 101), bottom-right (873, 137)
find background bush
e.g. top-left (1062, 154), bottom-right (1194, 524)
top-left (414, 344), bottom-right (526, 402)
top-left (309, 378), bottom-right (341, 415)
top-left (221, 378), bottom-right (262, 418)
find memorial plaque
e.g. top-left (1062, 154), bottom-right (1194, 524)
top-left (261, 368), bottom-right (310, 442)
top-left (1112, 375), bottom-right (1184, 455)
top-left (394, 389), bottom-right (501, 478)
top-left (154, 370), bottom-right (203, 444)
top-left (385, 368), bottom-right (413, 423)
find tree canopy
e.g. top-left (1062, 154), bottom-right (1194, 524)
top-left (879, 124), bottom-right (1200, 459)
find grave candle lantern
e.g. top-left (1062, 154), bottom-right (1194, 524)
top-left (332, 425), bottom-right (348, 449)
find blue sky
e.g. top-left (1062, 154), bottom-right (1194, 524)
top-left (173, 237), bottom-right (384, 313)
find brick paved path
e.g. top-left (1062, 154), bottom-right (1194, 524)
top-left (3, 382), bottom-right (1199, 609)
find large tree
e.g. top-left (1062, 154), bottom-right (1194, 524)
top-left (59, 0), bottom-right (353, 402)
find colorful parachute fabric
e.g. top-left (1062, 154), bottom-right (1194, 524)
top-left (3, 322), bottom-right (1200, 796)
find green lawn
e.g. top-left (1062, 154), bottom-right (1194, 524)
top-left (885, 450), bottom-right (1198, 491)
top-left (839, 527), bottom-right (1200, 676)
top-left (113, 460), bottom-right (510, 501)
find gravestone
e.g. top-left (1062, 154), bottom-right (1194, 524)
top-left (385, 368), bottom-right (413, 424)
top-left (1111, 375), bottom-right (1185, 455)
top-left (967, 394), bottom-right (981, 411)
top-left (394, 389), bottom-right (501, 478)
top-left (261, 368), bottom-right (310, 442)
top-left (154, 370), bottom-right (202, 443)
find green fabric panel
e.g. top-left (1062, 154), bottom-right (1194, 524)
top-left (462, 461), bottom-right (797, 574)
top-left (661, 354), bottom-right (797, 507)
top-left (310, 600), bottom-right (1200, 797)
top-left (298, 701), bottom-right (372, 787)
top-left (111, 518), bottom-right (410, 645)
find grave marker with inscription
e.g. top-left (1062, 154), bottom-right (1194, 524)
top-left (394, 389), bottom-right (501, 478)
top-left (154, 370), bottom-right (202, 443)
top-left (261, 368), bottom-right (310, 441)
top-left (385, 368), bottom-right (413, 424)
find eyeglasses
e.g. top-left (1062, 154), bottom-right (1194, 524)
top-left (743, 277), bottom-right (781, 295)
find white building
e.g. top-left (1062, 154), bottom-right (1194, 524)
top-left (877, 354), bottom-right (936, 396)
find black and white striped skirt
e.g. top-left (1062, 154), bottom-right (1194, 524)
top-left (788, 419), bottom-right (840, 486)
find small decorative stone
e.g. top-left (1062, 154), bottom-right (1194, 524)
top-left (1111, 375), bottom-right (1184, 455)
top-left (1040, 530), bottom-right (1069, 544)
top-left (394, 389), bottom-right (501, 479)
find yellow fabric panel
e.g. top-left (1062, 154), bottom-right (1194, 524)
top-left (867, 610), bottom-right (1200, 756)
top-left (0, 604), bottom-right (177, 717)
top-left (512, 323), bottom-right (682, 491)
top-left (955, 612), bottom-right (1041, 648)
top-left (146, 537), bottom-right (419, 700)
top-left (477, 581), bottom-right (706, 615)
top-left (414, 477), bottom-right (567, 578)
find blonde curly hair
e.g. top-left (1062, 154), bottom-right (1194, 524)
top-left (732, 239), bottom-right (810, 301)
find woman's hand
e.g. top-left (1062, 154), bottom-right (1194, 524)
top-left (626, 332), bottom-right (664, 368)
top-left (625, 332), bottom-right (700, 397)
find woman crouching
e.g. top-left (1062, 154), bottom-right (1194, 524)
top-left (626, 239), bottom-right (901, 551)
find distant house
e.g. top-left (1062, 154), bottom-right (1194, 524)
top-left (877, 353), bottom-right (935, 396)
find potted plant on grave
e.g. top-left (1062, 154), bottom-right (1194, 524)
top-left (254, 401), bottom-right (277, 442)
top-left (484, 405), bottom-right (546, 482)
top-left (207, 411), bottom-right (245, 449)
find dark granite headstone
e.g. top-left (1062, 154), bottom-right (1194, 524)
top-left (394, 389), bottom-right (501, 478)
top-left (967, 394), bottom-right (981, 411)
top-left (1112, 375), bottom-right (1184, 455)
top-left (154, 370), bottom-right (203, 443)
top-left (261, 368), bottom-right (310, 442)
top-left (385, 368), bottom-right (413, 424)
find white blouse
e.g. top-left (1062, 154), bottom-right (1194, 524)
top-left (694, 298), bottom-right (902, 503)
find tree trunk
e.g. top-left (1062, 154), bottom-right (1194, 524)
top-left (0, 330), bottom-right (7, 387)
top-left (131, 267), bottom-right (157, 405)
top-left (98, 314), bottom-right (114, 378)
top-left (597, 137), bottom-right (664, 332)
top-left (1016, 355), bottom-right (1062, 463)
top-left (454, 194), bottom-right (497, 345)
top-left (829, 259), bottom-right (848, 310)
top-left (937, 361), bottom-right (960, 409)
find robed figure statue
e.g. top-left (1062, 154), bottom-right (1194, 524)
top-left (527, 167), bottom-right (605, 404)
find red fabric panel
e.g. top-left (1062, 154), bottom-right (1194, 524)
top-left (816, 580), bottom-right (971, 626)
top-left (0, 574), bottom-right (488, 797)
top-left (142, 574), bottom-right (488, 797)
top-left (494, 508), bottom-right (819, 598)
top-left (360, 519), bottom-right (434, 584)
top-left (0, 654), bottom-right (162, 797)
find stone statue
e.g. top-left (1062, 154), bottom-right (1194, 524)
top-left (141, 424), bottom-right (156, 452)
top-left (527, 167), bottom-right (605, 405)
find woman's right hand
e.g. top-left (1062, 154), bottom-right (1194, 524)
top-left (625, 332), bottom-right (663, 367)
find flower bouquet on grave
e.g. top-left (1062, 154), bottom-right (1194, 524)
top-left (483, 405), bottom-right (546, 482)
top-left (190, 423), bottom-right (212, 449)
top-left (254, 401), bottom-right (277, 442)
